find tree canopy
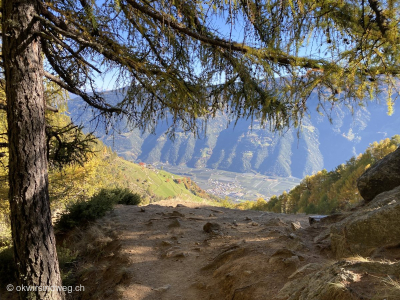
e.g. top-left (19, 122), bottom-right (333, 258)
top-left (28, 0), bottom-right (400, 132)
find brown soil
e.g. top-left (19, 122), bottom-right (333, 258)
top-left (75, 199), bottom-right (335, 300)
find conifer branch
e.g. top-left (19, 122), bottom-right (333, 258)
top-left (44, 71), bottom-right (122, 114)
top-left (45, 105), bottom-right (59, 113)
top-left (36, 14), bottom-right (171, 76)
top-left (38, 31), bottom-right (102, 74)
top-left (38, 2), bottom-right (70, 31)
top-left (368, 0), bottom-right (389, 37)
top-left (125, 0), bottom-right (327, 70)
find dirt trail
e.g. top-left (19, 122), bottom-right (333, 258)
top-left (82, 200), bottom-right (332, 300)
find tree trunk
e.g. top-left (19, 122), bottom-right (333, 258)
top-left (2, 1), bottom-right (65, 299)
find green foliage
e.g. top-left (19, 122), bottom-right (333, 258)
top-left (55, 189), bottom-right (118, 231)
top-left (23, 0), bottom-right (400, 138)
top-left (235, 135), bottom-right (400, 215)
top-left (217, 197), bottom-right (235, 209)
top-left (55, 187), bottom-right (144, 232)
top-left (110, 188), bottom-right (141, 205)
top-left (278, 135), bottom-right (400, 214)
top-left (181, 177), bottom-right (213, 199)
top-left (0, 82), bottom-right (99, 243)
top-left (0, 241), bottom-right (85, 289)
top-left (267, 196), bottom-right (282, 213)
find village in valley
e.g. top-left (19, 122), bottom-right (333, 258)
top-left (151, 164), bottom-right (300, 201)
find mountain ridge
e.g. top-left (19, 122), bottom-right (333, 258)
top-left (69, 90), bottom-right (399, 179)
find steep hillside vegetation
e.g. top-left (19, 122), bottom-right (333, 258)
top-left (69, 90), bottom-right (400, 178)
top-left (65, 148), bottom-right (220, 205)
top-left (238, 135), bottom-right (400, 214)
top-left (0, 129), bottom-right (219, 246)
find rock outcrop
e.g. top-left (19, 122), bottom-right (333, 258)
top-left (330, 185), bottom-right (400, 258)
top-left (357, 146), bottom-right (400, 202)
top-left (280, 148), bottom-right (400, 300)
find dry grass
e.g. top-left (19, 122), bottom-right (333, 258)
top-left (346, 255), bottom-right (372, 262)
top-left (326, 281), bottom-right (362, 300)
top-left (373, 276), bottom-right (400, 300)
top-left (61, 221), bottom-right (131, 300)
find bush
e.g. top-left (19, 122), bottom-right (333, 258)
top-left (55, 188), bottom-right (141, 232)
top-left (219, 197), bottom-right (234, 208)
top-left (55, 190), bottom-right (114, 231)
top-left (55, 194), bottom-right (114, 231)
top-left (115, 189), bottom-right (141, 205)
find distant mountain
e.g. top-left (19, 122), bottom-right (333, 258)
top-left (69, 90), bottom-right (400, 178)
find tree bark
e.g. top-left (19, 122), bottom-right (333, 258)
top-left (2, 1), bottom-right (65, 299)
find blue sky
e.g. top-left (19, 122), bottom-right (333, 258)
top-left (90, 1), bottom-right (333, 92)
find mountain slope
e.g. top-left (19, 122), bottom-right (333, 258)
top-left (69, 91), bottom-right (399, 179)
top-left (240, 135), bottom-right (400, 215)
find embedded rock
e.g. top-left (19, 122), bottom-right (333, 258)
top-left (203, 222), bottom-right (221, 233)
top-left (264, 217), bottom-right (287, 227)
top-left (330, 185), bottom-right (400, 258)
top-left (357, 147), bottom-right (400, 202)
top-left (168, 219), bottom-right (182, 228)
top-left (291, 221), bottom-right (302, 231)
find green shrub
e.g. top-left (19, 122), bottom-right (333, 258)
top-left (55, 188), bottom-right (141, 232)
top-left (55, 190), bottom-right (115, 231)
top-left (110, 188), bottom-right (141, 205)
top-left (118, 191), bottom-right (141, 205)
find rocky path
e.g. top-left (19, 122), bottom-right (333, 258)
top-left (81, 200), bottom-right (333, 300)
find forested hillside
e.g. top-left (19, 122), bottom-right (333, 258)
top-left (238, 135), bottom-right (400, 214)
top-left (70, 92), bottom-right (400, 178)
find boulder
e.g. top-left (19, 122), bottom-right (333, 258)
top-left (168, 211), bottom-right (185, 217)
top-left (330, 186), bottom-right (400, 258)
top-left (203, 222), bottom-right (221, 233)
top-left (264, 217), bottom-right (287, 227)
top-left (168, 219), bottom-right (182, 228)
top-left (357, 147), bottom-right (400, 202)
top-left (291, 221), bottom-right (302, 231)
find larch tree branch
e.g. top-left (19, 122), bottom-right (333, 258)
top-left (368, 0), bottom-right (389, 37)
top-left (44, 71), bottom-right (123, 114)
